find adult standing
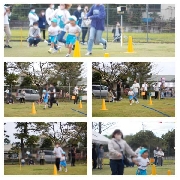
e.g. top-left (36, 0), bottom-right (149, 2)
top-left (157, 148), bottom-right (164, 166)
top-left (97, 144), bottom-right (104, 169)
top-left (53, 143), bottom-right (63, 171)
top-left (142, 82), bottom-right (148, 100)
top-left (153, 147), bottom-right (159, 165)
top-left (112, 22), bottom-right (121, 42)
top-left (154, 83), bottom-right (159, 99)
top-left (132, 80), bottom-right (140, 104)
top-left (135, 146), bottom-right (142, 157)
top-left (48, 84), bottom-right (55, 108)
top-left (73, 85), bottom-right (80, 104)
top-left (71, 146), bottom-right (76, 166)
top-left (108, 129), bottom-right (137, 175)
top-left (52, 4), bottom-right (71, 45)
top-left (74, 5), bottom-right (82, 27)
top-left (85, 4), bottom-right (107, 56)
top-left (46, 4), bottom-right (55, 45)
top-left (4, 88), bottom-right (10, 97)
top-left (81, 6), bottom-right (90, 45)
top-left (4, 5), bottom-right (12, 48)
top-left (28, 7), bottom-right (39, 27)
top-left (39, 150), bottom-right (45, 165)
top-left (92, 144), bottom-right (97, 169)
top-left (116, 80), bottom-right (122, 101)
top-left (38, 10), bottom-right (47, 42)
top-left (160, 82), bottom-right (165, 99)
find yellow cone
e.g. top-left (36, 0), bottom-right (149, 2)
top-left (149, 96), bottom-right (153, 105)
top-left (104, 53), bottom-right (109, 57)
top-left (73, 40), bottom-right (81, 57)
top-left (127, 36), bottom-right (134, 53)
top-left (31, 103), bottom-right (36, 114)
top-left (167, 170), bottom-right (171, 175)
top-left (79, 100), bottom-right (82, 109)
top-left (53, 164), bottom-right (57, 175)
top-left (151, 164), bottom-right (156, 175)
top-left (101, 99), bottom-right (108, 110)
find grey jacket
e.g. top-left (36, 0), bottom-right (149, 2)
top-left (108, 138), bottom-right (136, 160)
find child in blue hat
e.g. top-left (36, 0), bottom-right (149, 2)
top-left (133, 148), bottom-right (150, 175)
top-left (42, 89), bottom-right (49, 109)
top-left (60, 151), bottom-right (67, 172)
top-left (128, 87), bottom-right (134, 105)
top-left (64, 15), bottom-right (81, 57)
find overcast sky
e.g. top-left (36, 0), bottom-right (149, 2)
top-left (98, 121), bottom-right (175, 138)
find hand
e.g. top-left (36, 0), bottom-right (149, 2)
top-left (84, 17), bottom-right (87, 20)
top-left (116, 152), bottom-right (122, 157)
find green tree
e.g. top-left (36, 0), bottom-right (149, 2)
top-left (40, 138), bottom-right (53, 149)
top-left (4, 123), bottom-right (10, 144)
top-left (92, 71), bottom-right (102, 83)
top-left (20, 76), bottom-right (33, 88)
top-left (25, 135), bottom-right (39, 153)
top-left (4, 73), bottom-right (19, 90)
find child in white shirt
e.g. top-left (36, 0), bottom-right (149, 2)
top-left (48, 18), bottom-right (61, 54)
top-left (64, 15), bottom-right (81, 57)
top-left (128, 87), bottom-right (134, 105)
top-left (133, 148), bottom-right (150, 175)
top-left (60, 152), bottom-right (67, 172)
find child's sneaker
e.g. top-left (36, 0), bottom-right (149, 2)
top-left (57, 46), bottom-right (61, 52)
top-left (130, 103), bottom-right (132, 105)
top-left (48, 48), bottom-right (53, 53)
top-left (52, 49), bottom-right (57, 54)
top-left (66, 53), bottom-right (70, 57)
top-left (136, 101), bottom-right (139, 104)
top-left (132, 100), bottom-right (135, 103)
top-left (65, 169), bottom-right (67, 172)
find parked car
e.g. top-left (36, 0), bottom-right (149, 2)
top-left (92, 85), bottom-right (108, 97)
top-left (36, 150), bottom-right (55, 164)
top-left (16, 89), bottom-right (40, 101)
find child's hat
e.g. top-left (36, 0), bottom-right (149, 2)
top-left (139, 148), bottom-right (148, 155)
top-left (43, 90), bottom-right (46, 93)
top-left (130, 87), bottom-right (133, 90)
top-left (69, 15), bottom-right (77, 22)
top-left (51, 18), bottom-right (58, 23)
top-left (62, 151), bottom-right (66, 155)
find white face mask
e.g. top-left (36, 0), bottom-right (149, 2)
top-left (115, 134), bottom-right (122, 140)
top-left (33, 26), bottom-right (38, 29)
top-left (42, 12), bottom-right (45, 16)
top-left (51, 5), bottom-right (54, 9)
top-left (78, 7), bottom-right (81, 11)
top-left (31, 9), bottom-right (35, 13)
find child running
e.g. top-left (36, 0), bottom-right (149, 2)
top-left (128, 87), bottom-right (134, 105)
top-left (42, 89), bottom-right (48, 109)
top-left (48, 18), bottom-right (61, 54)
top-left (64, 15), bottom-right (81, 57)
top-left (60, 151), bottom-right (67, 172)
top-left (133, 148), bottom-right (150, 175)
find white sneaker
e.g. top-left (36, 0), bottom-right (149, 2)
top-left (85, 52), bottom-right (92, 56)
top-left (59, 168), bottom-right (62, 171)
top-left (130, 103), bottom-right (132, 105)
top-left (48, 48), bottom-right (53, 53)
top-left (136, 101), bottom-right (139, 104)
top-left (65, 169), bottom-right (67, 172)
top-left (66, 53), bottom-right (70, 57)
top-left (52, 49), bottom-right (57, 54)
top-left (57, 46), bottom-right (61, 52)
top-left (99, 43), bottom-right (103, 45)
top-left (44, 40), bottom-right (48, 43)
top-left (132, 100), bottom-right (135, 103)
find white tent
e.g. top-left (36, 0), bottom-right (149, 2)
top-left (92, 131), bottom-right (110, 144)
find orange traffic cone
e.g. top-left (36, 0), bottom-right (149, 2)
top-left (167, 170), bottom-right (171, 175)
top-left (104, 53), bottom-right (109, 57)
top-left (126, 36), bottom-right (134, 53)
top-left (149, 96), bottom-right (153, 105)
top-left (53, 164), bottom-right (57, 175)
top-left (79, 100), bottom-right (82, 109)
top-left (151, 164), bottom-right (156, 175)
top-left (73, 40), bottom-right (81, 57)
top-left (31, 103), bottom-right (36, 114)
top-left (101, 99), bottom-right (108, 110)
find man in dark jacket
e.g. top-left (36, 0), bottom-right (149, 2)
top-left (48, 84), bottom-right (55, 108)
top-left (92, 144), bottom-right (97, 169)
top-left (116, 80), bottom-right (122, 101)
top-left (73, 5), bottom-right (82, 27)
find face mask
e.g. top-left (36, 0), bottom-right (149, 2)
top-left (78, 7), bottom-right (81, 11)
top-left (31, 9), bottom-right (35, 13)
top-left (33, 26), bottom-right (38, 29)
top-left (42, 12), bottom-right (45, 16)
top-left (51, 5), bottom-right (54, 9)
top-left (115, 134), bottom-right (121, 140)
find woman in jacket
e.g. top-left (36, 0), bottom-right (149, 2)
top-left (38, 10), bottom-right (46, 42)
top-left (108, 129), bottom-right (137, 175)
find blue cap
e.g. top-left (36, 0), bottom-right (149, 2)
top-left (51, 18), bottom-right (57, 23)
top-left (43, 90), bottom-right (46, 93)
top-left (139, 148), bottom-right (148, 155)
top-left (62, 151), bottom-right (66, 155)
top-left (69, 15), bottom-right (77, 22)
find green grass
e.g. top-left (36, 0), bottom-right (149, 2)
top-left (92, 98), bottom-right (175, 117)
top-left (4, 101), bottom-right (87, 117)
top-left (4, 164), bottom-right (87, 175)
top-left (4, 30), bottom-right (175, 57)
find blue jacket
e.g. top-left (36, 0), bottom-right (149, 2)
top-left (87, 4), bottom-right (106, 31)
top-left (73, 10), bottom-right (82, 27)
top-left (38, 15), bottom-right (46, 29)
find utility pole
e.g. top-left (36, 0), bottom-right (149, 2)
top-left (99, 122), bottom-right (102, 134)
top-left (146, 4), bottom-right (149, 42)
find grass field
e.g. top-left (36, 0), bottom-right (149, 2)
top-left (4, 30), bottom-right (175, 57)
top-left (4, 101), bottom-right (87, 117)
top-left (4, 164), bottom-right (87, 175)
top-left (92, 98), bottom-right (175, 117)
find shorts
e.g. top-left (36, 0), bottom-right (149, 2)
top-left (43, 99), bottom-right (48, 103)
top-left (66, 34), bottom-right (77, 45)
top-left (129, 95), bottom-right (133, 100)
top-left (49, 35), bottom-right (57, 44)
top-left (60, 161), bottom-right (67, 167)
top-left (136, 169), bottom-right (147, 175)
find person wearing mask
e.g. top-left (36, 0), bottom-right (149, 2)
top-left (108, 129), bottom-right (137, 175)
top-left (97, 144), bottom-right (104, 169)
top-left (112, 22), bottom-right (121, 42)
top-left (52, 4), bottom-right (71, 46)
top-left (46, 4), bottom-right (55, 45)
top-left (154, 83), bottom-right (159, 99)
top-left (157, 148), bottom-right (164, 166)
top-left (4, 5), bottom-right (12, 48)
top-left (48, 83), bottom-right (56, 108)
top-left (71, 146), bottom-right (76, 166)
top-left (53, 143), bottom-right (63, 171)
top-left (74, 5), bottom-right (82, 27)
top-left (81, 6), bottom-right (90, 45)
top-left (116, 80), bottom-right (122, 101)
top-left (153, 147), bottom-right (159, 165)
top-left (92, 144), bottom-right (97, 169)
top-left (84, 4), bottom-right (107, 56)
top-left (38, 10), bottom-right (47, 42)
top-left (73, 85), bottom-right (80, 104)
top-left (28, 22), bottom-right (41, 47)
top-left (28, 7), bottom-right (39, 27)
top-left (142, 82), bottom-right (148, 100)
top-left (132, 80), bottom-right (140, 104)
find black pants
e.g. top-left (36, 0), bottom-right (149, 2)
top-left (110, 159), bottom-right (124, 175)
top-left (81, 27), bottom-right (88, 43)
top-left (117, 91), bottom-right (121, 100)
top-left (50, 96), bottom-right (55, 107)
top-left (143, 91), bottom-right (147, 100)
top-left (154, 156), bottom-right (157, 165)
top-left (20, 97), bottom-right (25, 103)
top-left (40, 159), bottom-right (44, 165)
top-left (55, 158), bottom-right (60, 170)
top-left (92, 158), bottom-right (97, 169)
top-left (155, 91), bottom-right (158, 99)
top-left (74, 94), bottom-right (79, 104)
top-left (71, 156), bottom-right (75, 166)
top-left (41, 29), bottom-right (46, 40)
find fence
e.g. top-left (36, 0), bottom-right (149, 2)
top-left (6, 4), bottom-right (175, 43)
